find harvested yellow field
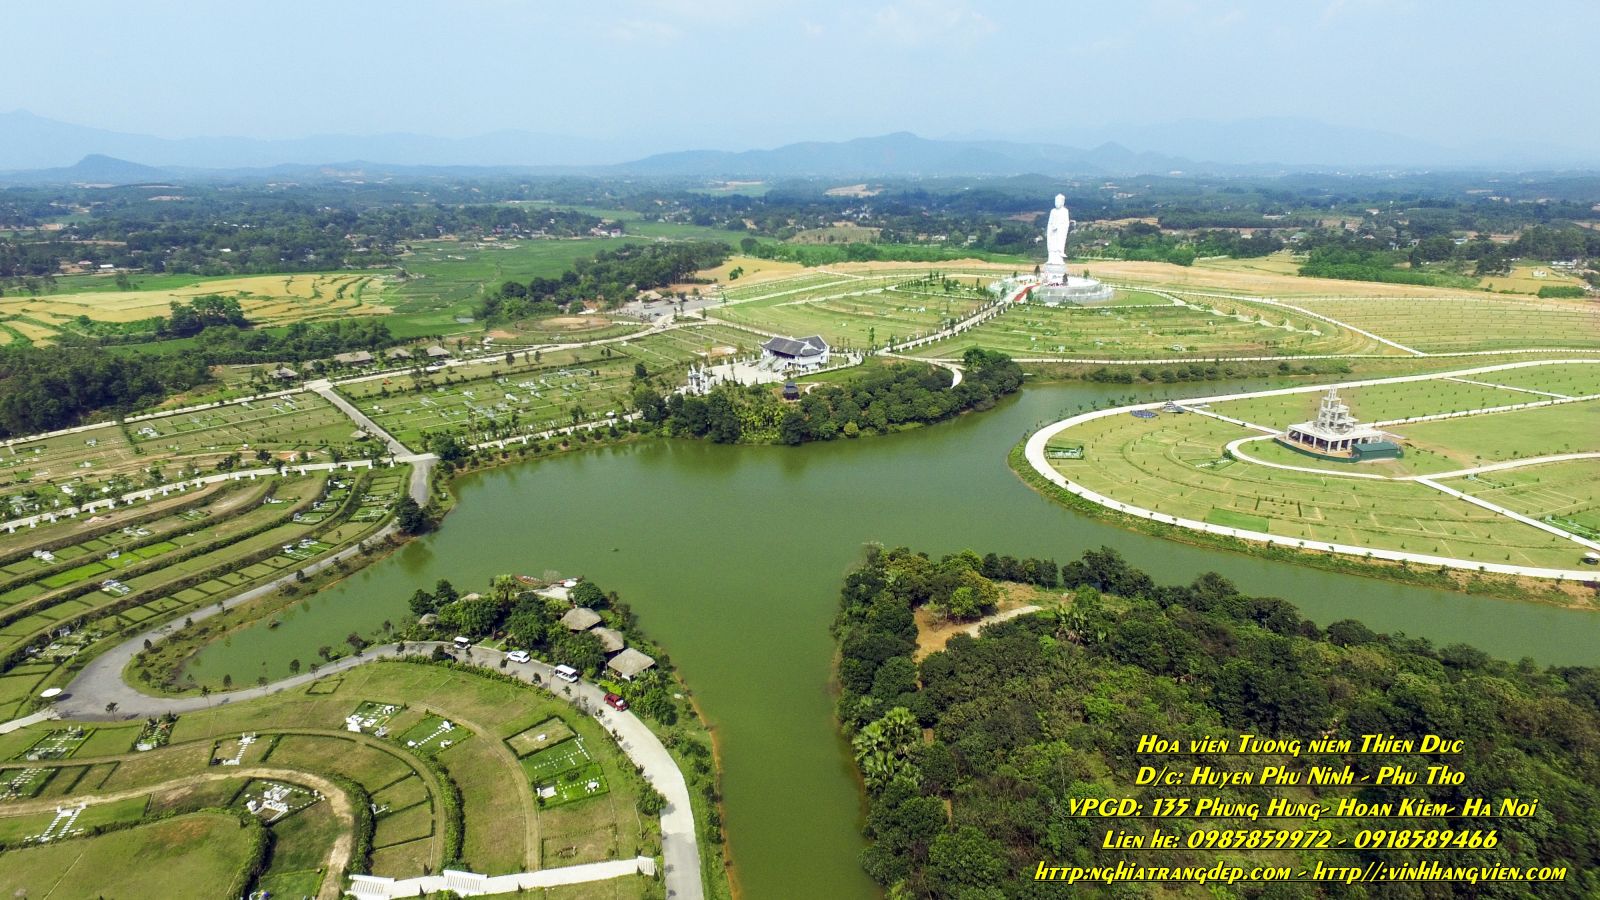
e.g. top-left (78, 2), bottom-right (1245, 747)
top-left (1194, 252), bottom-right (1305, 278)
top-left (6, 320), bottom-right (59, 341)
top-left (1478, 262), bottom-right (1588, 295)
top-left (0, 274), bottom-right (391, 343)
top-left (679, 255), bottom-right (809, 290)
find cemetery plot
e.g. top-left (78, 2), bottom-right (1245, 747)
top-left (0, 811), bottom-right (258, 899)
top-left (1289, 295), bottom-right (1600, 353)
top-left (1463, 362), bottom-right (1600, 399)
top-left (1389, 398), bottom-right (1599, 466)
top-left (1447, 458), bottom-right (1600, 541)
top-left (0, 796), bottom-right (148, 845)
top-left (1207, 377), bottom-right (1541, 430)
top-left (925, 295), bottom-right (1372, 359)
top-left (345, 701), bottom-right (403, 736)
top-left (614, 324), bottom-right (759, 368)
top-left (0, 661), bottom-right (658, 887)
top-left (506, 717), bottom-right (576, 756)
top-left (369, 774), bottom-right (430, 818)
top-left (237, 778), bottom-right (321, 824)
top-left (211, 732), bottom-right (269, 767)
top-left (0, 767), bottom-right (51, 800)
top-left (0, 392), bottom-right (366, 506)
top-left (342, 359), bottom-right (641, 448)
top-left (394, 715), bottom-right (469, 756)
top-left (132, 716), bottom-right (175, 752)
top-left (19, 728), bottom-right (92, 761)
top-left (1045, 408), bottom-right (1584, 568)
top-left (719, 271), bottom-right (866, 302)
top-left (714, 273), bottom-right (991, 350)
top-left (522, 737), bottom-right (609, 807)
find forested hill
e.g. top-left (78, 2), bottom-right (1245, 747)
top-left (835, 546), bottom-right (1600, 898)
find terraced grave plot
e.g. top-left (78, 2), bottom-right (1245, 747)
top-left (0, 767), bottom-right (52, 799)
top-left (394, 715), bottom-right (470, 756)
top-left (345, 701), bottom-right (404, 735)
top-left (18, 727), bottom-right (93, 761)
top-left (506, 717), bottom-right (576, 756)
top-left (236, 778), bottom-right (321, 823)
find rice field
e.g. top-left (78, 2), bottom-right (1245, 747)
top-left (0, 273), bottom-right (389, 344)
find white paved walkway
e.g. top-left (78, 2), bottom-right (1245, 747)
top-left (349, 856), bottom-right (655, 898)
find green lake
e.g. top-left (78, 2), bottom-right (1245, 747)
top-left (192, 381), bottom-right (1600, 898)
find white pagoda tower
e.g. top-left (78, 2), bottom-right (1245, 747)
top-left (1282, 388), bottom-right (1387, 455)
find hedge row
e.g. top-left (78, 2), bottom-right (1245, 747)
top-left (329, 773), bottom-right (376, 876)
top-left (421, 754), bottom-right (465, 869)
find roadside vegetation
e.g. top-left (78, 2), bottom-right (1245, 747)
top-left (835, 545), bottom-right (1600, 898)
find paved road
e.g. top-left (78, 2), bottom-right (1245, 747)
top-left (1024, 360), bottom-right (1600, 582)
top-left (350, 856), bottom-right (655, 898)
top-left (308, 380), bottom-right (415, 457)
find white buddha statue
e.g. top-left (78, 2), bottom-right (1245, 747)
top-left (1045, 193), bottom-right (1070, 267)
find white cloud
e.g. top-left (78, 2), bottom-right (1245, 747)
top-left (609, 17), bottom-right (682, 43)
top-left (869, 0), bottom-right (997, 46)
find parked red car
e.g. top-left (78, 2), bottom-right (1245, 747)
top-left (603, 692), bottom-right (628, 711)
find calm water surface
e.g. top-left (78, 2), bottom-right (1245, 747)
top-left (194, 381), bottom-right (1600, 899)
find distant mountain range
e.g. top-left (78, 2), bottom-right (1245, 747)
top-left (0, 110), bottom-right (1595, 184)
top-left (0, 110), bottom-right (641, 173)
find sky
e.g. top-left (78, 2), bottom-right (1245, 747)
top-left (4, 0), bottom-right (1597, 156)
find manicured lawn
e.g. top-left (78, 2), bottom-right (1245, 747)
top-left (1047, 404), bottom-right (1585, 567)
top-left (394, 714), bottom-right (471, 756)
top-left (0, 812), bottom-right (258, 900)
top-left (1290, 295), bottom-right (1600, 353)
top-left (925, 291), bottom-right (1379, 359)
top-left (1447, 458), bottom-right (1600, 538)
top-left (1391, 398), bottom-right (1599, 466)
top-left (1208, 376), bottom-right (1532, 429)
top-left (714, 272), bottom-right (992, 350)
top-left (507, 717), bottom-right (576, 756)
top-left (1468, 362), bottom-right (1600, 399)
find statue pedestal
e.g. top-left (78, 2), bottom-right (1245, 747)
top-left (1041, 261), bottom-right (1068, 286)
top-left (1031, 274), bottom-right (1115, 306)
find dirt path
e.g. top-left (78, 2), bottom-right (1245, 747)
top-left (415, 701), bottom-right (541, 870)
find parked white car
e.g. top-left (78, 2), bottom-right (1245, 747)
top-left (506, 649), bottom-right (531, 664)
